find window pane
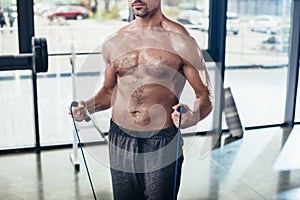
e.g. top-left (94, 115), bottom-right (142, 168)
top-left (225, 68), bottom-right (287, 126)
top-left (174, 0), bottom-right (209, 49)
top-left (224, 0), bottom-right (291, 126)
top-left (34, 1), bottom-right (125, 145)
top-left (0, 70), bottom-right (35, 149)
top-left (296, 64), bottom-right (300, 122)
top-left (37, 54), bottom-right (104, 145)
top-left (226, 0), bottom-right (291, 67)
top-left (0, 1), bottom-right (19, 55)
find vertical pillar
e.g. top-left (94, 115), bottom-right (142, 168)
top-left (17, 0), bottom-right (40, 153)
top-left (284, 0), bottom-right (300, 127)
top-left (207, 0), bottom-right (227, 137)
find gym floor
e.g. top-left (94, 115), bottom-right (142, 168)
top-left (0, 126), bottom-right (300, 200)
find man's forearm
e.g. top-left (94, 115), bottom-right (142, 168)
top-left (194, 94), bottom-right (213, 122)
top-left (85, 87), bottom-right (113, 114)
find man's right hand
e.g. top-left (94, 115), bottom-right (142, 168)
top-left (68, 100), bottom-right (89, 122)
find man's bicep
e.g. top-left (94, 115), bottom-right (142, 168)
top-left (183, 63), bottom-right (211, 97)
top-left (183, 63), bottom-right (213, 119)
top-left (103, 63), bottom-right (117, 90)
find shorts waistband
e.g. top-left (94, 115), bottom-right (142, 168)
top-left (109, 119), bottom-right (178, 139)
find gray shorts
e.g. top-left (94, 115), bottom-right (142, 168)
top-left (108, 119), bottom-right (184, 200)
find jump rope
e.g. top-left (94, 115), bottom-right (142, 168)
top-left (70, 101), bottom-right (185, 200)
top-left (70, 101), bottom-right (97, 200)
top-left (173, 105), bottom-right (186, 200)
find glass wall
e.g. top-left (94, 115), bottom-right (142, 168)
top-left (0, 70), bottom-right (35, 149)
top-left (0, 0), bottom-right (19, 55)
top-left (34, 0), bottom-right (127, 145)
top-left (174, 0), bottom-right (209, 49)
top-left (0, 0), bottom-right (292, 147)
top-left (224, 0), bottom-right (291, 127)
top-left (32, 0), bottom-right (212, 145)
top-left (0, 2), bottom-right (34, 150)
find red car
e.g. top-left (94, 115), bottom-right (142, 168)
top-left (47, 5), bottom-right (89, 20)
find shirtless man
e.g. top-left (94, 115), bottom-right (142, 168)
top-left (70, 0), bottom-right (212, 199)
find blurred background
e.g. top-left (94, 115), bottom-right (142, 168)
top-left (0, 0), bottom-right (295, 147)
top-left (0, 0), bottom-right (299, 199)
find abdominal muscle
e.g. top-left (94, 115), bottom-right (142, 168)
top-left (111, 77), bottom-right (182, 131)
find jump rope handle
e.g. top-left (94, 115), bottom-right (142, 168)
top-left (176, 105), bottom-right (187, 114)
top-left (71, 101), bottom-right (91, 122)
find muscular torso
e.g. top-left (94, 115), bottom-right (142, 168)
top-left (111, 48), bottom-right (186, 131)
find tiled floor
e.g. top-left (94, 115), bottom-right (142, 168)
top-left (1, 125), bottom-right (300, 200)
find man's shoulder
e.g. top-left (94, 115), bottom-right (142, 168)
top-left (117, 22), bottom-right (135, 33)
top-left (163, 17), bottom-right (190, 37)
top-left (103, 23), bottom-right (133, 45)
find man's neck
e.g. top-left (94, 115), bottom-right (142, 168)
top-left (134, 7), bottom-right (164, 28)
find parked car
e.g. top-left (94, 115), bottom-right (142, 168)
top-left (178, 2), bottom-right (203, 11)
top-left (248, 15), bottom-right (282, 34)
top-left (119, 8), bottom-right (129, 21)
top-left (177, 10), bottom-right (205, 28)
top-left (47, 5), bottom-right (89, 21)
top-left (226, 12), bottom-right (240, 35)
top-left (198, 11), bottom-right (240, 35)
top-left (260, 24), bottom-right (291, 52)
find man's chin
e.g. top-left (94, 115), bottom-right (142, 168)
top-left (133, 10), bottom-right (148, 18)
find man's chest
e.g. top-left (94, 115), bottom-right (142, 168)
top-left (112, 49), bottom-right (182, 79)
